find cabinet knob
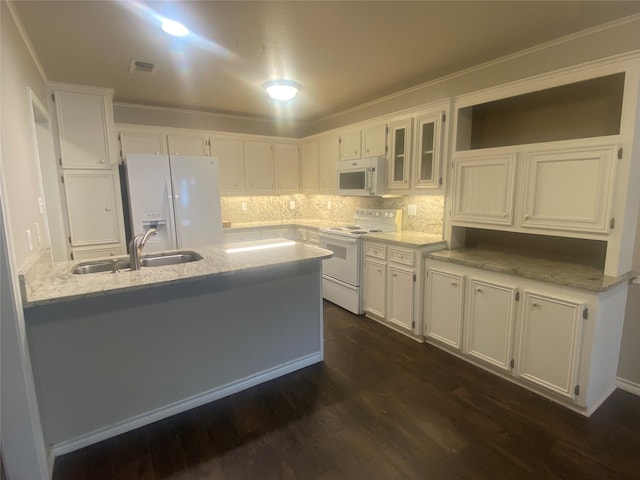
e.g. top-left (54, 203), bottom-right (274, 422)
top-left (155, 152), bottom-right (161, 155)
top-left (98, 158), bottom-right (105, 163)
top-left (393, 273), bottom-right (397, 278)
top-left (104, 207), bottom-right (111, 212)
top-left (524, 214), bottom-right (530, 220)
top-left (377, 269), bottom-right (382, 273)
top-left (476, 287), bottom-right (483, 293)
top-left (503, 213), bottom-right (507, 218)
top-left (531, 302), bottom-right (539, 308)
top-left (451, 281), bottom-right (457, 287)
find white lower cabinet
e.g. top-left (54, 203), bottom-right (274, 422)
top-left (423, 258), bottom-right (627, 415)
top-left (425, 268), bottom-right (465, 349)
top-left (464, 278), bottom-right (517, 371)
top-left (515, 292), bottom-right (583, 399)
top-left (363, 241), bottom-right (420, 335)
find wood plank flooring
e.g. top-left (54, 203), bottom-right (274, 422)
top-left (52, 300), bottom-right (640, 480)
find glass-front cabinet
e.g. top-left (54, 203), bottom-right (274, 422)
top-left (414, 112), bottom-right (443, 188)
top-left (388, 118), bottom-right (413, 189)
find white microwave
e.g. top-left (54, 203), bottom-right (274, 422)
top-left (336, 157), bottom-right (387, 196)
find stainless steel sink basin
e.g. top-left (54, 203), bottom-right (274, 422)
top-left (140, 251), bottom-right (203, 267)
top-left (71, 258), bottom-right (130, 275)
top-left (71, 251), bottom-right (203, 274)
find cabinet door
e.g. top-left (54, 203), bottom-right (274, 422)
top-left (119, 131), bottom-right (167, 159)
top-left (63, 171), bottom-right (122, 246)
top-left (516, 292), bottom-right (583, 399)
top-left (521, 145), bottom-right (616, 233)
top-left (319, 135), bottom-right (339, 192)
top-left (388, 265), bottom-right (414, 331)
top-left (465, 279), bottom-right (517, 371)
top-left (389, 119), bottom-right (412, 189)
top-left (452, 154), bottom-right (517, 225)
top-left (210, 136), bottom-right (245, 193)
top-left (362, 123), bottom-right (387, 157)
top-left (364, 258), bottom-right (386, 318)
top-left (340, 129), bottom-right (361, 161)
top-left (301, 141), bottom-right (319, 191)
top-left (414, 112), bottom-right (443, 188)
top-left (55, 91), bottom-right (113, 169)
top-left (273, 143), bottom-right (299, 192)
top-left (167, 134), bottom-right (210, 156)
top-left (425, 268), bottom-right (465, 349)
top-left (244, 141), bottom-right (275, 192)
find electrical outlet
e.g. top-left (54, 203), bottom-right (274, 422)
top-left (26, 229), bottom-right (33, 252)
top-left (408, 204), bottom-right (417, 216)
top-left (35, 222), bottom-right (42, 245)
top-left (327, 200), bottom-right (332, 210)
top-left (289, 201), bottom-right (296, 210)
top-left (241, 202), bottom-right (248, 211)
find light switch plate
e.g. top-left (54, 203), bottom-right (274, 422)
top-left (241, 202), bottom-right (248, 211)
top-left (327, 200), bottom-right (332, 210)
top-left (408, 204), bottom-right (417, 216)
top-left (289, 201), bottom-right (296, 210)
top-left (26, 229), bottom-right (33, 252)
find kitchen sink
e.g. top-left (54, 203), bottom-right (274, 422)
top-left (140, 251), bottom-right (203, 267)
top-left (71, 251), bottom-right (203, 274)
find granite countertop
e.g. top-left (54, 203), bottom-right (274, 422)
top-left (426, 247), bottom-right (633, 292)
top-left (363, 231), bottom-right (446, 248)
top-left (20, 240), bottom-right (332, 308)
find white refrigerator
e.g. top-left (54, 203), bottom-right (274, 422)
top-left (125, 154), bottom-right (223, 253)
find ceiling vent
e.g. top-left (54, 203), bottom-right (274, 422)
top-left (129, 59), bottom-right (157, 76)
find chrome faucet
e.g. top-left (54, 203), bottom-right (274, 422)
top-left (129, 228), bottom-right (157, 270)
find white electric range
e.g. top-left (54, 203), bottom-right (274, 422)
top-left (319, 208), bottom-right (402, 314)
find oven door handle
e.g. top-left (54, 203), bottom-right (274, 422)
top-left (319, 233), bottom-right (359, 246)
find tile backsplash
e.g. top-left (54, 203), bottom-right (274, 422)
top-left (221, 194), bottom-right (443, 234)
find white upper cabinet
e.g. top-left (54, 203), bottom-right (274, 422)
top-left (244, 140), bottom-right (275, 192)
top-left (414, 112), bottom-right (443, 189)
top-left (273, 143), bottom-right (299, 192)
top-left (339, 128), bottom-right (361, 161)
top-left (210, 136), bottom-right (245, 194)
top-left (119, 130), bottom-right (167, 159)
top-left (521, 145), bottom-right (616, 233)
top-left (319, 135), bottom-right (340, 192)
top-left (452, 153), bottom-right (517, 225)
top-left (388, 118), bottom-right (412, 189)
top-left (300, 141), bottom-right (319, 192)
top-left (167, 134), bottom-right (210, 156)
top-left (53, 90), bottom-right (114, 169)
top-left (362, 123), bottom-right (388, 157)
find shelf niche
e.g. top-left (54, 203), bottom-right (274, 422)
top-left (456, 73), bottom-right (624, 151)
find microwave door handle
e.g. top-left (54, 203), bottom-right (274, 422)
top-left (365, 168), bottom-right (372, 194)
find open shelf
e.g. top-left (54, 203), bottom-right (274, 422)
top-left (456, 73), bottom-right (624, 151)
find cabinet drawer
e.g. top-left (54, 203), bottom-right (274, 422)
top-left (365, 242), bottom-right (386, 259)
top-left (389, 247), bottom-right (415, 266)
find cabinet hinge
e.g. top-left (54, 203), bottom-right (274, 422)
top-left (51, 93), bottom-right (55, 102)
top-left (386, 126), bottom-right (390, 134)
top-left (515, 290), bottom-right (520, 301)
top-left (609, 218), bottom-right (615, 230)
top-left (618, 147), bottom-right (623, 160)
top-left (411, 321), bottom-right (415, 329)
top-left (574, 385), bottom-right (580, 396)
top-left (68, 236), bottom-right (72, 244)
top-left (58, 158), bottom-right (62, 166)
top-left (438, 177), bottom-right (443, 186)
top-left (583, 308), bottom-right (588, 320)
top-left (385, 145), bottom-right (388, 154)
top-left (120, 150), bottom-right (123, 159)
top-left (339, 137), bottom-right (342, 144)
top-left (510, 359), bottom-right (515, 369)
top-left (412, 272), bottom-right (416, 282)
top-left (442, 113), bottom-right (446, 122)
top-left (70, 252), bottom-right (74, 260)
top-left (60, 175), bottom-right (64, 184)
top-left (117, 133), bottom-right (121, 141)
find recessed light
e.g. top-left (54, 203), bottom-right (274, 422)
top-left (263, 80), bottom-right (300, 101)
top-left (162, 20), bottom-right (189, 37)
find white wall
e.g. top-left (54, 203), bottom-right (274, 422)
top-left (1, 1), bottom-right (51, 478)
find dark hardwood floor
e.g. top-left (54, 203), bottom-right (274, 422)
top-left (52, 300), bottom-right (640, 480)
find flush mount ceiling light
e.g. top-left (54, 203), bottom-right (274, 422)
top-left (161, 19), bottom-right (189, 37)
top-left (263, 80), bottom-right (300, 101)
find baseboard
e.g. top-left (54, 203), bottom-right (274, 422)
top-left (616, 377), bottom-right (640, 396)
top-left (51, 351), bottom-right (323, 458)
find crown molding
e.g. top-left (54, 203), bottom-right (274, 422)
top-left (5, 0), bottom-right (48, 83)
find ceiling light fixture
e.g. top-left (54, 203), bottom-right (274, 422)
top-left (263, 80), bottom-right (300, 101)
top-left (161, 19), bottom-right (189, 37)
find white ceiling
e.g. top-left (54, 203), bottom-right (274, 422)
top-left (13, 1), bottom-right (640, 123)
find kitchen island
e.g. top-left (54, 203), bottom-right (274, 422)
top-left (21, 239), bottom-right (332, 455)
